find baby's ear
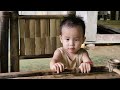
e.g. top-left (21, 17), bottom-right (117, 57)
top-left (59, 35), bottom-right (63, 43)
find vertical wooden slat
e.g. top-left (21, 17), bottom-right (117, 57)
top-left (35, 37), bottom-right (41, 55)
top-left (40, 19), bottom-right (48, 54)
top-left (24, 19), bottom-right (35, 55)
top-left (50, 19), bottom-right (56, 53)
top-left (50, 19), bottom-right (56, 37)
top-left (29, 19), bottom-right (35, 55)
top-left (10, 11), bottom-right (19, 72)
top-left (19, 19), bottom-right (25, 55)
top-left (41, 38), bottom-right (46, 54)
top-left (24, 19), bottom-right (30, 55)
top-left (25, 19), bottom-right (30, 38)
top-left (29, 19), bottom-right (35, 38)
top-left (56, 19), bottom-right (61, 36)
top-left (50, 37), bottom-right (56, 54)
top-left (40, 19), bottom-right (47, 38)
top-left (35, 19), bottom-right (40, 37)
top-left (0, 11), bottom-right (10, 73)
top-left (45, 36), bottom-right (51, 54)
top-left (46, 19), bottom-right (50, 36)
top-left (35, 19), bottom-right (41, 55)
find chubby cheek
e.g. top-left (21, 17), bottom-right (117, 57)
top-left (62, 41), bottom-right (68, 47)
top-left (75, 42), bottom-right (82, 48)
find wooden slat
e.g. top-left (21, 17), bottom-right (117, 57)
top-left (35, 19), bottom-right (40, 37)
top-left (25, 38), bottom-right (35, 55)
top-left (40, 19), bottom-right (47, 38)
top-left (18, 15), bottom-right (65, 19)
top-left (41, 38), bottom-right (46, 54)
top-left (35, 20), bottom-right (41, 55)
top-left (20, 39), bottom-right (25, 55)
top-left (50, 37), bottom-right (56, 54)
top-left (29, 19), bottom-right (35, 55)
top-left (50, 19), bottom-right (56, 37)
top-left (46, 19), bottom-right (50, 36)
top-left (19, 54), bottom-right (53, 59)
top-left (56, 19), bottom-right (61, 36)
top-left (29, 19), bottom-right (35, 38)
top-left (45, 36), bottom-right (51, 54)
top-left (19, 19), bottom-right (25, 38)
top-left (19, 19), bottom-right (26, 55)
top-left (25, 19), bottom-right (30, 38)
top-left (35, 37), bottom-right (41, 55)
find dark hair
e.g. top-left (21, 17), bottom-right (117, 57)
top-left (60, 15), bottom-right (85, 36)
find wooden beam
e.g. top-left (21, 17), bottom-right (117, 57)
top-left (10, 11), bottom-right (19, 72)
top-left (18, 15), bottom-right (66, 19)
top-left (19, 54), bottom-right (53, 59)
top-left (0, 66), bottom-right (119, 79)
top-left (0, 11), bottom-right (10, 73)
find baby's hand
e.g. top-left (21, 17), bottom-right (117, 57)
top-left (79, 62), bottom-right (91, 73)
top-left (51, 62), bottom-right (64, 73)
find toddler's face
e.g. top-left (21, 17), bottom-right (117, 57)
top-left (60, 26), bottom-right (85, 54)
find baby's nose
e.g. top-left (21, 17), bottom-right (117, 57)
top-left (69, 40), bottom-right (74, 46)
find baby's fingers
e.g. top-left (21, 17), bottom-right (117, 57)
top-left (86, 63), bottom-right (91, 73)
top-left (79, 64), bottom-right (84, 73)
top-left (54, 64), bottom-right (60, 73)
top-left (79, 63), bottom-right (91, 73)
top-left (59, 62), bottom-right (65, 71)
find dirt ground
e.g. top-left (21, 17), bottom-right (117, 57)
top-left (86, 44), bottom-right (120, 66)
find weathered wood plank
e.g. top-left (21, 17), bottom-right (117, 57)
top-left (0, 66), bottom-right (120, 79)
top-left (12, 72), bottom-right (120, 79)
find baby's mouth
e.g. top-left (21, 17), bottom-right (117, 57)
top-left (68, 48), bottom-right (75, 51)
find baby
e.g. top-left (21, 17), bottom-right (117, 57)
top-left (50, 15), bottom-right (93, 73)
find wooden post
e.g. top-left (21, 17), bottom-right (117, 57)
top-left (110, 11), bottom-right (116, 20)
top-left (0, 11), bottom-right (10, 73)
top-left (10, 11), bottom-right (19, 72)
top-left (116, 11), bottom-right (119, 20)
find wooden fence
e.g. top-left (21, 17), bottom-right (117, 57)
top-left (9, 12), bottom-right (65, 72)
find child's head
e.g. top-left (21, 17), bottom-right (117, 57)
top-left (60, 15), bottom-right (86, 53)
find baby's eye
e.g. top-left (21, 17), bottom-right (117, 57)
top-left (75, 39), bottom-right (79, 41)
top-left (66, 39), bottom-right (69, 41)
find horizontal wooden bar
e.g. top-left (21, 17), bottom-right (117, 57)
top-left (19, 54), bottom-right (53, 59)
top-left (18, 15), bottom-right (66, 19)
top-left (85, 34), bottom-right (120, 44)
top-left (0, 66), bottom-right (114, 79)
